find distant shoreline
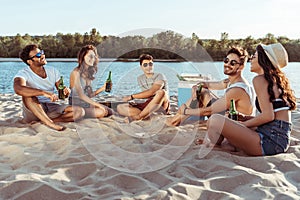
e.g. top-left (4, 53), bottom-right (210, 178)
top-left (1, 58), bottom-right (299, 63)
top-left (0, 58), bottom-right (185, 62)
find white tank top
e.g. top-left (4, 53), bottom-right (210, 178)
top-left (226, 82), bottom-right (256, 116)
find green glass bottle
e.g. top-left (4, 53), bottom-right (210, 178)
top-left (196, 83), bottom-right (203, 101)
top-left (58, 76), bottom-right (65, 100)
top-left (176, 74), bottom-right (186, 81)
top-left (105, 71), bottom-right (112, 92)
top-left (190, 83), bottom-right (203, 108)
top-left (228, 99), bottom-right (238, 121)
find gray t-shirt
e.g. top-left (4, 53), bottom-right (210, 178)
top-left (137, 73), bottom-right (168, 92)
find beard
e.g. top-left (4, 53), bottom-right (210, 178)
top-left (36, 58), bottom-right (47, 66)
top-left (224, 66), bottom-right (239, 76)
top-left (35, 61), bottom-right (47, 67)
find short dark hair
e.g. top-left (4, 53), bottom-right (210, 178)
top-left (19, 44), bottom-right (38, 66)
top-left (139, 54), bottom-right (153, 65)
top-left (226, 46), bottom-right (249, 64)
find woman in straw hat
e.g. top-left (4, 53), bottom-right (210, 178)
top-left (205, 43), bottom-right (296, 156)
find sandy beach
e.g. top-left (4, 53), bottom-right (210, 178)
top-left (0, 93), bottom-right (299, 199)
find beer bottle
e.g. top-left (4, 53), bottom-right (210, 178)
top-left (176, 74), bottom-right (186, 81)
top-left (196, 83), bottom-right (203, 101)
top-left (228, 99), bottom-right (238, 121)
top-left (190, 83), bottom-right (203, 108)
top-left (58, 76), bottom-right (65, 100)
top-left (105, 71), bottom-right (112, 92)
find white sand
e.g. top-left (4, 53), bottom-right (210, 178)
top-left (0, 94), bottom-right (299, 199)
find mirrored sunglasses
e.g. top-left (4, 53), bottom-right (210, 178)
top-left (142, 62), bottom-right (153, 67)
top-left (28, 50), bottom-right (44, 60)
top-left (223, 57), bottom-right (240, 66)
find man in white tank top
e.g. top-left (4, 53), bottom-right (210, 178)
top-left (168, 46), bottom-right (256, 126)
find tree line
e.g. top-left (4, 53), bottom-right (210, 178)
top-left (1, 28), bottom-right (300, 61)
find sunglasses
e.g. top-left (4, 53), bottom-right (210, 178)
top-left (28, 50), bottom-right (44, 60)
top-left (223, 57), bottom-right (241, 66)
top-left (142, 62), bottom-right (153, 67)
top-left (88, 54), bottom-right (96, 59)
top-left (250, 55), bottom-right (257, 60)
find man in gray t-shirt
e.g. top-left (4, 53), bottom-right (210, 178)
top-left (117, 54), bottom-right (170, 121)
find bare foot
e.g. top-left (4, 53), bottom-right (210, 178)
top-left (165, 117), bottom-right (176, 126)
top-left (221, 140), bottom-right (238, 152)
top-left (123, 117), bottom-right (131, 124)
top-left (194, 138), bottom-right (204, 145)
top-left (130, 114), bottom-right (141, 121)
top-left (194, 138), bottom-right (215, 148)
top-left (46, 122), bottom-right (66, 131)
top-left (165, 115), bottom-right (181, 126)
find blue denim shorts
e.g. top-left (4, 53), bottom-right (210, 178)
top-left (256, 119), bottom-right (292, 156)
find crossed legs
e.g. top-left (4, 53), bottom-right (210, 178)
top-left (84, 105), bottom-right (113, 118)
top-left (23, 96), bottom-right (84, 131)
top-left (117, 89), bottom-right (169, 120)
top-left (167, 88), bottom-right (214, 126)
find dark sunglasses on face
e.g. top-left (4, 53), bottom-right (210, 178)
top-left (88, 54), bottom-right (96, 59)
top-left (250, 55), bottom-right (257, 60)
top-left (28, 50), bottom-right (44, 60)
top-left (142, 62), bottom-right (153, 67)
top-left (223, 57), bottom-right (241, 66)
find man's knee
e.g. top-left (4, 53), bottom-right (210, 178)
top-left (155, 89), bottom-right (166, 98)
top-left (117, 103), bottom-right (127, 114)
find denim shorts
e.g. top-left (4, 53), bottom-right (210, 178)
top-left (256, 119), bottom-right (292, 156)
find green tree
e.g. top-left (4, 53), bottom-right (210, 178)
top-left (8, 34), bottom-right (26, 57)
top-left (89, 28), bottom-right (102, 46)
top-left (261, 33), bottom-right (278, 44)
top-left (0, 30), bottom-right (300, 61)
top-left (41, 35), bottom-right (60, 57)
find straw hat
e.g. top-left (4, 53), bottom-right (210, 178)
top-left (261, 43), bottom-right (288, 68)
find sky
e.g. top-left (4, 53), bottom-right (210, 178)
top-left (1, 0), bottom-right (300, 39)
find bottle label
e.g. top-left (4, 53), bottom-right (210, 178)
top-left (58, 88), bottom-right (65, 100)
top-left (105, 82), bottom-right (112, 92)
top-left (228, 113), bottom-right (238, 121)
top-left (58, 77), bottom-right (65, 100)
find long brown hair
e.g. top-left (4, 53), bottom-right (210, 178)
top-left (76, 45), bottom-right (99, 80)
top-left (256, 45), bottom-right (296, 110)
